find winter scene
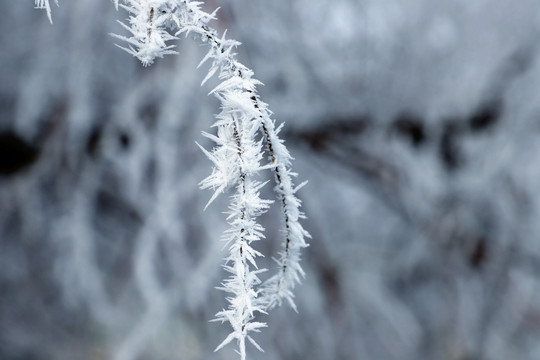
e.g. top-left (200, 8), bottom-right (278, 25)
top-left (2, 1), bottom-right (540, 359)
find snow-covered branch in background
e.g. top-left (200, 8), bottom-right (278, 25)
top-left (35, 0), bottom-right (121, 23)
top-left (34, 0), bottom-right (58, 23)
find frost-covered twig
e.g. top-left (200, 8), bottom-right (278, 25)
top-left (30, 0), bottom-right (309, 357)
top-left (259, 117), bottom-right (310, 311)
top-left (110, 0), bottom-right (309, 357)
top-left (110, 0), bottom-right (180, 66)
top-left (182, 0), bottom-right (310, 312)
top-left (207, 113), bottom-right (271, 359)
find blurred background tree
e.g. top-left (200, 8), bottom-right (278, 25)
top-left (2, 0), bottom-right (540, 359)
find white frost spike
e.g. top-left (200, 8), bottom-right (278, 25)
top-left (112, 0), bottom-right (181, 66)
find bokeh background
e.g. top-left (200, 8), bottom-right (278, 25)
top-left (2, 0), bottom-right (540, 359)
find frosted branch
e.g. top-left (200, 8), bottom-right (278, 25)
top-left (34, 0), bottom-right (58, 23)
top-left (111, 0), bottom-right (309, 357)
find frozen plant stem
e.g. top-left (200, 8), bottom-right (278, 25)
top-left (209, 112), bottom-right (271, 359)
top-left (35, 0), bottom-right (311, 358)
top-left (111, 0), bottom-right (309, 357)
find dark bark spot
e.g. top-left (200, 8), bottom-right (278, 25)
top-left (0, 132), bottom-right (39, 176)
top-left (319, 265), bottom-right (341, 305)
top-left (469, 236), bottom-right (488, 270)
top-left (392, 113), bottom-right (426, 147)
top-left (469, 101), bottom-right (501, 132)
top-left (86, 126), bottom-right (102, 159)
top-left (297, 116), bottom-right (370, 151)
top-left (119, 132), bottom-right (131, 150)
top-left (439, 121), bottom-right (461, 171)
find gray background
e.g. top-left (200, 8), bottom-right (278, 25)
top-left (2, 1), bottom-right (540, 359)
